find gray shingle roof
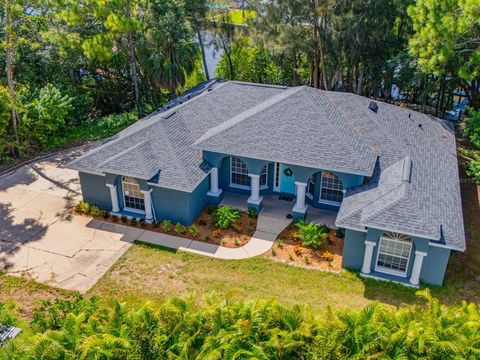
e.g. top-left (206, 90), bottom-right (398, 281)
top-left (68, 79), bottom-right (465, 250)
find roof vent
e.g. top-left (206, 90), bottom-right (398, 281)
top-left (368, 101), bottom-right (379, 113)
top-left (418, 123), bottom-right (423, 130)
top-left (402, 157), bottom-right (412, 183)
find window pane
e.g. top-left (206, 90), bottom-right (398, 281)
top-left (122, 177), bottom-right (145, 211)
top-left (260, 165), bottom-right (268, 187)
top-left (376, 233), bottom-right (412, 274)
top-left (320, 171), bottom-right (343, 203)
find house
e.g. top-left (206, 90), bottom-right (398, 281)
top-left (68, 79), bottom-right (465, 287)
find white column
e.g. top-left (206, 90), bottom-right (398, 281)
top-left (292, 181), bottom-right (308, 213)
top-left (362, 241), bottom-right (376, 274)
top-left (248, 174), bottom-right (262, 204)
top-left (409, 251), bottom-right (427, 286)
top-left (106, 184), bottom-right (120, 213)
top-left (140, 189), bottom-right (154, 222)
top-left (207, 167), bottom-right (222, 197)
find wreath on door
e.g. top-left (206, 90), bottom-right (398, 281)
top-left (283, 167), bottom-right (293, 177)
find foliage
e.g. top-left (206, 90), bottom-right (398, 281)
top-left (247, 208), bottom-right (258, 218)
top-left (188, 224), bottom-right (199, 237)
top-left (295, 221), bottom-right (328, 249)
top-left (20, 84), bottom-right (74, 148)
top-left (213, 205), bottom-right (240, 229)
top-left (464, 108), bottom-right (480, 149)
top-left (467, 158), bottom-right (480, 183)
top-left (175, 222), bottom-right (186, 234)
top-left (75, 201), bottom-right (90, 214)
top-left (335, 228), bottom-right (345, 238)
top-left (130, 217), bottom-right (138, 226)
top-left (321, 251), bottom-right (334, 262)
top-left (3, 290), bottom-right (479, 359)
top-left (161, 219), bottom-right (172, 232)
top-left (89, 205), bottom-right (101, 217)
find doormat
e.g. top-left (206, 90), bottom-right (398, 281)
top-left (278, 195), bottom-right (293, 202)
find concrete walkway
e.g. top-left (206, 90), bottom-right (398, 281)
top-left (137, 213), bottom-right (292, 259)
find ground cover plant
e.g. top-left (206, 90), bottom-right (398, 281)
top-left (1, 289), bottom-right (479, 359)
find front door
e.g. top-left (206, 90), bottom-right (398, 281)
top-left (279, 164), bottom-right (296, 195)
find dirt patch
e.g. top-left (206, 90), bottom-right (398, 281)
top-left (265, 222), bottom-right (344, 271)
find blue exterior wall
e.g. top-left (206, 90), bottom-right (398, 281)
top-left (78, 172), bottom-right (111, 209)
top-left (342, 228), bottom-right (451, 286)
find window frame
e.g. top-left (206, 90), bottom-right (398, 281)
top-left (306, 176), bottom-right (315, 199)
top-left (121, 176), bottom-right (146, 214)
top-left (318, 171), bottom-right (344, 205)
top-left (375, 232), bottom-right (413, 278)
top-left (230, 156), bottom-right (268, 190)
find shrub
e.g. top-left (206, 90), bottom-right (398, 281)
top-left (321, 251), bottom-right (334, 262)
top-left (213, 205), bottom-right (240, 229)
top-left (205, 235), bottom-right (211, 242)
top-left (271, 247), bottom-right (276, 256)
top-left (277, 239), bottom-right (283, 249)
top-left (304, 256), bottom-right (310, 265)
top-left (175, 223), bottom-right (186, 234)
top-left (130, 217), bottom-right (138, 226)
top-left (467, 158), bottom-right (480, 183)
top-left (212, 229), bottom-right (222, 238)
top-left (189, 224), bottom-right (199, 237)
top-left (75, 201), bottom-right (90, 214)
top-left (139, 218), bottom-right (147, 228)
top-left (464, 108), bottom-right (480, 148)
top-left (102, 210), bottom-right (110, 219)
top-left (89, 205), bottom-right (101, 217)
top-left (121, 215), bottom-right (128, 223)
top-left (247, 208), bottom-right (258, 218)
top-left (111, 215), bottom-right (119, 222)
top-left (233, 237), bottom-right (240, 246)
top-left (162, 220), bottom-right (172, 232)
top-left (232, 223), bottom-right (242, 232)
top-left (335, 228), bottom-right (345, 238)
top-left (295, 221), bottom-right (328, 249)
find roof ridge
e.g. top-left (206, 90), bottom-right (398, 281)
top-left (96, 139), bottom-right (150, 170)
top-left (193, 86), bottom-right (300, 147)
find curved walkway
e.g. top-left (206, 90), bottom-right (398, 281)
top-left (136, 214), bottom-right (292, 259)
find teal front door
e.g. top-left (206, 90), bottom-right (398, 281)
top-left (279, 164), bottom-right (296, 194)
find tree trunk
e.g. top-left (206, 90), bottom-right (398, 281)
top-left (126, 0), bottom-right (142, 116)
top-left (5, 0), bottom-right (19, 149)
top-left (356, 63), bottom-right (364, 95)
top-left (196, 27), bottom-right (210, 80)
top-left (291, 49), bottom-right (297, 85)
top-left (319, 40), bottom-right (327, 90)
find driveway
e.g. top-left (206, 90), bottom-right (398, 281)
top-left (0, 145), bottom-right (137, 292)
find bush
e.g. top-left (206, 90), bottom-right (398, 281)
top-left (467, 157), bottom-right (480, 183)
top-left (111, 215), bottom-right (119, 222)
top-left (247, 208), bottom-right (258, 218)
top-left (89, 205), bottom-right (101, 217)
top-left (162, 220), bottom-right (172, 232)
top-left (321, 251), bottom-right (334, 262)
top-left (121, 215), bottom-right (128, 223)
top-left (101, 210), bottom-right (110, 219)
top-left (139, 218), bottom-right (147, 227)
top-left (188, 224), bottom-right (199, 237)
top-left (295, 221), bottom-right (328, 249)
top-left (75, 201), bottom-right (90, 214)
top-left (213, 205), bottom-right (240, 229)
top-left (175, 223), bottom-right (186, 234)
top-left (130, 217), bottom-right (138, 226)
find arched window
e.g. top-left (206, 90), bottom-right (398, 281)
top-left (230, 156), bottom-right (267, 188)
top-left (122, 176), bottom-right (145, 211)
top-left (319, 171), bottom-right (343, 203)
top-left (376, 232), bottom-right (412, 276)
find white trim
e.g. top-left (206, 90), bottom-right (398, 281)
top-left (123, 207), bottom-right (146, 215)
top-left (318, 171), bottom-right (343, 205)
top-left (374, 233), bottom-right (412, 278)
top-left (318, 199), bottom-right (341, 207)
top-left (360, 272), bottom-right (419, 288)
top-left (306, 193), bottom-right (313, 200)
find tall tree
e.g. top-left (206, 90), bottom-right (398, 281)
top-left (183, 0), bottom-right (210, 80)
top-left (409, 0), bottom-right (480, 109)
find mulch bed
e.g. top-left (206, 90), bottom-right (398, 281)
top-left (266, 222), bottom-right (344, 271)
top-left (77, 208), bottom-right (258, 249)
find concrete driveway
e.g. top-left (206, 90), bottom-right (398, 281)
top-left (0, 146), bottom-right (137, 292)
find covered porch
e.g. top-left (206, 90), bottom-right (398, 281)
top-left (219, 192), bottom-right (338, 229)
